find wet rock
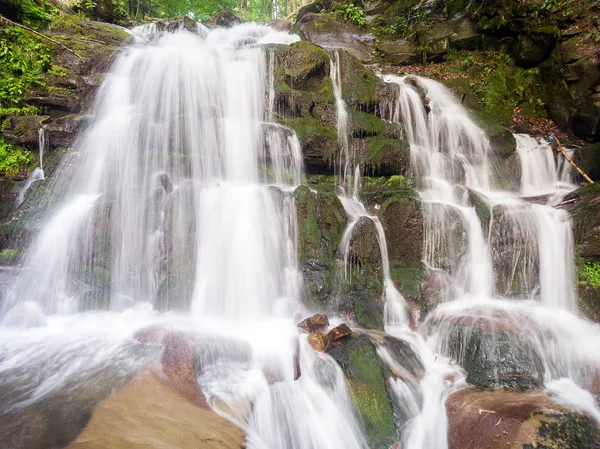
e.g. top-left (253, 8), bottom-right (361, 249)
top-left (153, 276), bottom-right (193, 312)
top-left (293, 12), bottom-right (375, 62)
top-left (207, 11), bottom-right (241, 28)
top-left (45, 114), bottom-right (82, 148)
top-left (573, 142), bottom-right (600, 182)
top-left (297, 313), bottom-right (330, 332)
top-left (327, 323), bottom-right (352, 342)
top-left (566, 184), bottom-right (600, 258)
top-left (327, 335), bottom-right (396, 449)
top-left (308, 332), bottom-right (328, 351)
top-left (427, 312), bottom-right (545, 390)
top-left (66, 371), bottom-right (245, 449)
top-left (2, 116), bottom-right (49, 147)
top-left (156, 16), bottom-right (199, 34)
top-left (447, 388), bottom-right (600, 449)
top-left (379, 194), bottom-right (424, 304)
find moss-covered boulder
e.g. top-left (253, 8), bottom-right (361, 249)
top-left (294, 185), bottom-right (348, 310)
top-left (327, 334), bottom-right (397, 449)
top-left (574, 142), bottom-right (600, 183)
top-left (567, 184), bottom-right (600, 259)
top-left (379, 193), bottom-right (424, 307)
top-left (345, 216), bottom-right (385, 329)
top-left (293, 12), bottom-right (375, 62)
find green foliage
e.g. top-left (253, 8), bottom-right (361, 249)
top-left (334, 3), bottom-right (366, 28)
top-left (1, 0), bottom-right (56, 27)
top-left (579, 260), bottom-right (600, 289)
top-left (444, 50), bottom-right (546, 123)
top-left (0, 136), bottom-right (31, 177)
top-left (0, 26), bottom-right (52, 109)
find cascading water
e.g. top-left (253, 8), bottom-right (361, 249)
top-left (0, 24), bottom-right (370, 449)
top-left (381, 74), bottom-right (600, 432)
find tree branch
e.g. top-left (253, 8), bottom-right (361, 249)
top-left (0, 14), bottom-right (82, 59)
top-left (554, 137), bottom-right (595, 184)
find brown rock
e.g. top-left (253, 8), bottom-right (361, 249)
top-left (297, 313), bottom-right (329, 332)
top-left (66, 371), bottom-right (245, 449)
top-left (307, 332), bottom-right (328, 352)
top-left (447, 388), bottom-right (600, 449)
top-left (327, 323), bottom-right (352, 343)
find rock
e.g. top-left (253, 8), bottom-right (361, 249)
top-left (573, 142), bottom-right (600, 182)
top-left (207, 11), bottom-right (241, 28)
top-left (297, 313), bottom-right (330, 332)
top-left (270, 19), bottom-right (292, 32)
top-left (153, 276), bottom-right (193, 312)
top-left (45, 114), bottom-right (83, 148)
top-left (327, 323), bottom-right (352, 342)
top-left (66, 371), bottom-right (245, 449)
top-left (567, 184), bottom-right (600, 258)
top-left (327, 335), bottom-right (396, 449)
top-left (427, 311), bottom-right (545, 390)
top-left (156, 16), bottom-right (199, 34)
top-left (379, 194), bottom-right (424, 304)
top-left (293, 13), bottom-right (376, 62)
top-left (375, 39), bottom-right (420, 65)
top-left (512, 32), bottom-right (556, 68)
top-left (308, 332), bottom-right (328, 351)
top-left (2, 116), bottom-right (49, 147)
top-left (447, 388), bottom-right (600, 449)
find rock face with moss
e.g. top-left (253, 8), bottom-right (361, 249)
top-left (327, 334), bottom-right (397, 449)
top-left (272, 41), bottom-right (410, 177)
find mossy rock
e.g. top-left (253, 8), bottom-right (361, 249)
top-left (274, 41), bottom-right (331, 90)
top-left (328, 335), bottom-right (397, 449)
top-left (379, 194), bottom-right (424, 301)
top-left (338, 50), bottom-right (383, 110)
top-left (568, 186), bottom-right (600, 259)
top-left (295, 185), bottom-right (321, 261)
top-left (364, 135), bottom-right (411, 178)
top-left (282, 117), bottom-right (337, 174)
top-left (470, 109), bottom-right (516, 157)
top-left (573, 142), bottom-right (600, 183)
top-left (0, 248), bottom-right (20, 265)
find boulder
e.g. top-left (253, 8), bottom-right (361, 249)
top-left (375, 39), bottom-right (420, 65)
top-left (2, 116), bottom-right (49, 147)
top-left (447, 388), bottom-right (600, 449)
top-left (512, 32), bottom-right (556, 68)
top-left (427, 311), bottom-right (545, 390)
top-left (327, 335), bottom-right (397, 449)
top-left (207, 11), bottom-right (241, 28)
top-left (270, 19), bottom-right (293, 32)
top-left (297, 313), bottom-right (330, 332)
top-left (308, 332), bottom-right (328, 351)
top-left (65, 371), bottom-right (245, 449)
top-left (293, 12), bottom-right (376, 62)
top-left (327, 323), bottom-right (352, 342)
top-left (156, 16), bottom-right (199, 34)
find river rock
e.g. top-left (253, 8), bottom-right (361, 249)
top-left (327, 323), bottom-right (352, 342)
top-left (297, 313), bottom-right (329, 332)
top-left (308, 332), bottom-right (328, 351)
top-left (427, 310), bottom-right (545, 390)
top-left (447, 388), bottom-right (600, 449)
top-left (207, 11), bottom-right (241, 28)
top-left (66, 371), bottom-right (245, 449)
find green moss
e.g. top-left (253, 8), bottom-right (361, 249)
top-left (0, 136), bottom-right (31, 177)
top-left (316, 191), bottom-right (347, 259)
top-left (0, 248), bottom-right (20, 265)
top-left (283, 116), bottom-right (336, 143)
top-left (366, 136), bottom-right (409, 167)
top-left (329, 336), bottom-right (396, 449)
top-left (275, 41), bottom-right (330, 89)
top-left (295, 185), bottom-right (320, 261)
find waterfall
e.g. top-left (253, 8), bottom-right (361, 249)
top-left (0, 23), bottom-right (377, 449)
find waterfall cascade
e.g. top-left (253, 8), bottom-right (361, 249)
top-left (0, 19), bottom-right (599, 449)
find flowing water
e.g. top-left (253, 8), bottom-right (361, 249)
top-left (0, 20), bottom-right (599, 449)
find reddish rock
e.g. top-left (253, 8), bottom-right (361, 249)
top-left (307, 333), bottom-right (327, 352)
top-left (297, 313), bottom-right (329, 333)
top-left (134, 327), bottom-right (208, 409)
top-left (327, 323), bottom-right (352, 343)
